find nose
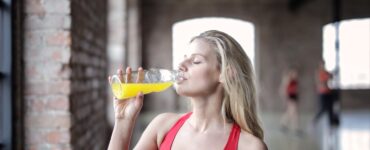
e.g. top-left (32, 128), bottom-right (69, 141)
top-left (178, 60), bottom-right (188, 72)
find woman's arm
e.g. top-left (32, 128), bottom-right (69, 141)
top-left (108, 67), bottom-right (144, 150)
top-left (108, 96), bottom-right (142, 150)
top-left (108, 117), bottom-right (138, 150)
top-left (107, 94), bottom-right (144, 150)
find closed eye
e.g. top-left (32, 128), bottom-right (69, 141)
top-left (192, 61), bottom-right (201, 64)
top-left (191, 57), bottom-right (203, 64)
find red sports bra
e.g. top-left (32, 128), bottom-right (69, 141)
top-left (286, 79), bottom-right (298, 95)
top-left (159, 112), bottom-right (241, 150)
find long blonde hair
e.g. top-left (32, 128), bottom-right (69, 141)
top-left (191, 30), bottom-right (264, 140)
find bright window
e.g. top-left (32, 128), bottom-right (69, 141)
top-left (323, 18), bottom-right (370, 89)
top-left (172, 18), bottom-right (255, 70)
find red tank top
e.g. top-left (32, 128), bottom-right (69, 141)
top-left (159, 112), bottom-right (241, 150)
top-left (319, 70), bottom-right (331, 94)
top-left (286, 79), bottom-right (298, 95)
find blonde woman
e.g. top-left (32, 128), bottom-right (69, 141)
top-left (108, 30), bottom-right (267, 150)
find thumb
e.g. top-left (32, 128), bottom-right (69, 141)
top-left (134, 92), bottom-right (144, 108)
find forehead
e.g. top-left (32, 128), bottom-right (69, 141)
top-left (185, 39), bottom-right (214, 56)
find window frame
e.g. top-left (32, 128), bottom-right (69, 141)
top-left (0, 0), bottom-right (12, 149)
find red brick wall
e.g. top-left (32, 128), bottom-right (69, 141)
top-left (23, 0), bottom-right (109, 149)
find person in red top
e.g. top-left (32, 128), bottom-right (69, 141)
top-left (107, 30), bottom-right (267, 150)
top-left (313, 61), bottom-right (335, 124)
top-left (279, 69), bottom-right (301, 135)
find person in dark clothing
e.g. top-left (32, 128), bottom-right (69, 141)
top-left (313, 61), bottom-right (336, 125)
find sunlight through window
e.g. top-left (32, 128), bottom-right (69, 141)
top-left (172, 18), bottom-right (255, 70)
top-left (323, 18), bottom-right (370, 89)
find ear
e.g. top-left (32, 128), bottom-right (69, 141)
top-left (218, 65), bottom-right (225, 83)
top-left (219, 73), bottom-right (223, 83)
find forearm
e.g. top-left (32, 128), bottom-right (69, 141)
top-left (108, 118), bottom-right (137, 150)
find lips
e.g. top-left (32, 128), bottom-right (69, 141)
top-left (176, 76), bottom-right (187, 84)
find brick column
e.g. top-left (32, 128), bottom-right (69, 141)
top-left (23, 0), bottom-right (109, 149)
top-left (24, 0), bottom-right (72, 149)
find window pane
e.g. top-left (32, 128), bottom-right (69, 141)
top-left (323, 18), bottom-right (370, 89)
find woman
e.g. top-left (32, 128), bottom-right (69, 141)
top-left (108, 30), bottom-right (267, 150)
top-left (313, 61), bottom-right (335, 125)
top-left (279, 69), bottom-right (300, 134)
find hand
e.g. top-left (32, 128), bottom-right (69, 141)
top-left (108, 67), bottom-right (144, 121)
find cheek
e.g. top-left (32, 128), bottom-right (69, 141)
top-left (190, 68), bottom-right (217, 84)
top-left (183, 69), bottom-right (219, 93)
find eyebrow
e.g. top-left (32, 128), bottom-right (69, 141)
top-left (184, 53), bottom-right (206, 58)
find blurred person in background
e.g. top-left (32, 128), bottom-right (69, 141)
top-left (313, 60), bottom-right (336, 126)
top-left (279, 69), bottom-right (303, 136)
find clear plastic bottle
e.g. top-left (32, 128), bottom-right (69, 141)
top-left (110, 69), bottom-right (183, 99)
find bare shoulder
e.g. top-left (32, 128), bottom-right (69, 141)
top-left (238, 131), bottom-right (268, 150)
top-left (148, 113), bottom-right (184, 145)
top-left (150, 113), bottom-right (182, 131)
top-left (135, 113), bottom-right (184, 150)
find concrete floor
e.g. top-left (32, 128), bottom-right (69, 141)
top-left (261, 110), bottom-right (370, 150)
top-left (261, 112), bottom-right (320, 150)
top-left (339, 110), bottom-right (370, 150)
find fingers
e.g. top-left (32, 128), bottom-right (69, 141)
top-left (126, 67), bottom-right (132, 83)
top-left (136, 67), bottom-right (144, 83)
top-left (117, 68), bottom-right (124, 83)
top-left (115, 66), bottom-right (144, 83)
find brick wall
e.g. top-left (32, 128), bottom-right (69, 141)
top-left (23, 0), bottom-right (109, 149)
top-left (24, 0), bottom-right (73, 149)
top-left (69, 0), bottom-right (109, 149)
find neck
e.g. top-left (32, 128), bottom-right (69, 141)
top-left (188, 85), bottom-right (229, 132)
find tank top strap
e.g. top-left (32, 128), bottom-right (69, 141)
top-left (159, 112), bottom-right (192, 150)
top-left (224, 123), bottom-right (241, 150)
top-left (159, 113), bottom-right (241, 150)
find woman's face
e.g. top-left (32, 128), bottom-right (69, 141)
top-left (176, 39), bottom-right (221, 97)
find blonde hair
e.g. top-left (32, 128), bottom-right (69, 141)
top-left (191, 30), bottom-right (264, 140)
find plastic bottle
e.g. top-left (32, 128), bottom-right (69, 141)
top-left (110, 69), bottom-right (183, 99)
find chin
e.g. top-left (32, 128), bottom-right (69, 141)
top-left (175, 88), bottom-right (194, 97)
top-left (175, 88), bottom-right (186, 96)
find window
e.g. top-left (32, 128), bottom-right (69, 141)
top-left (172, 18), bottom-right (255, 70)
top-left (323, 18), bottom-right (370, 89)
top-left (0, 0), bottom-right (12, 149)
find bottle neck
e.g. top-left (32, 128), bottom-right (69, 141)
top-left (172, 70), bottom-right (183, 82)
top-left (143, 68), bottom-right (183, 83)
